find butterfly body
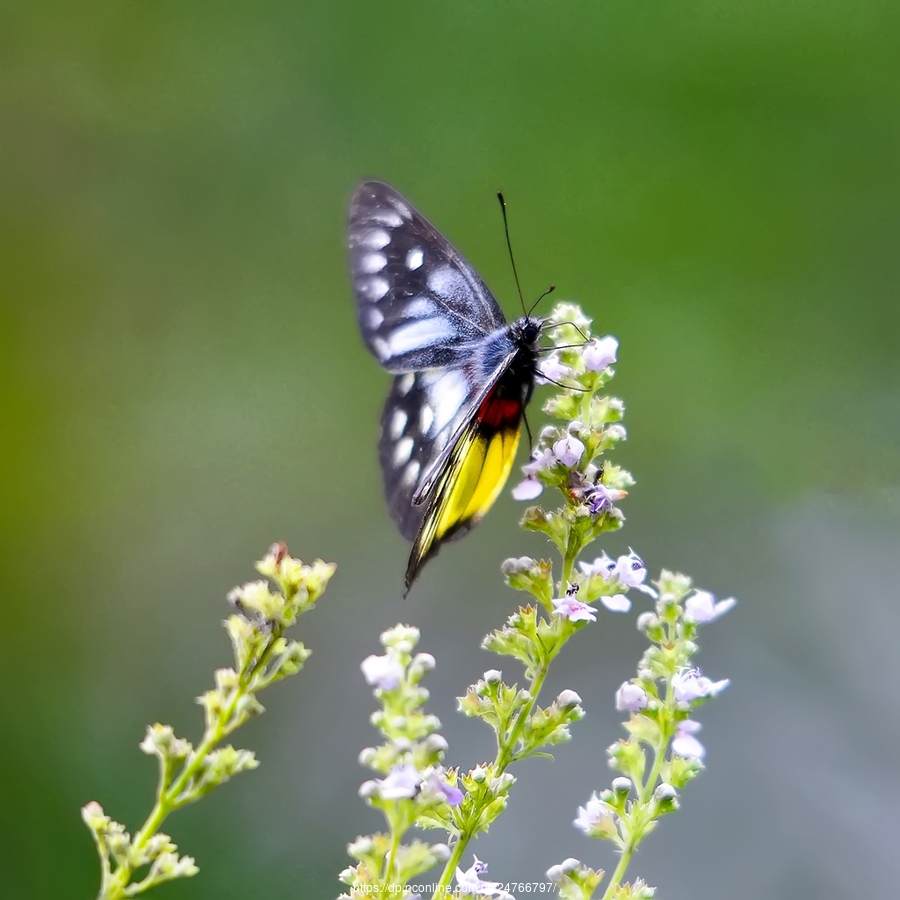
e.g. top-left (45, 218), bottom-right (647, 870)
top-left (348, 182), bottom-right (541, 593)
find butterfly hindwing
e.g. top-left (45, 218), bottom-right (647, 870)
top-left (406, 374), bottom-right (528, 588)
top-left (349, 181), bottom-right (506, 373)
top-left (378, 368), bottom-right (474, 541)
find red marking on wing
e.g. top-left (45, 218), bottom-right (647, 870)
top-left (477, 391), bottom-right (523, 429)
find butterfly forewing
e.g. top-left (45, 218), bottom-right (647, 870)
top-left (349, 182), bottom-right (506, 373)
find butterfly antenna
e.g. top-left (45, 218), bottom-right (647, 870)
top-left (497, 191), bottom-right (527, 315)
top-left (529, 283), bottom-right (555, 316)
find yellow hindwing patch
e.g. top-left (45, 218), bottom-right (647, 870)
top-left (410, 424), bottom-right (521, 578)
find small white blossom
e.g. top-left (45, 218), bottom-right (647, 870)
top-left (684, 590), bottom-right (737, 623)
top-left (421, 767), bottom-right (464, 806)
top-left (456, 856), bottom-right (515, 899)
top-left (573, 792), bottom-right (618, 838)
top-left (552, 594), bottom-right (597, 623)
top-left (347, 836), bottom-right (375, 856)
top-left (552, 435), bottom-right (585, 467)
top-left (376, 763), bottom-right (421, 799)
top-left (601, 593), bottom-right (631, 612)
top-left (613, 550), bottom-right (658, 598)
top-left (360, 654), bottom-right (403, 690)
top-left (605, 424), bottom-right (627, 442)
top-left (537, 355), bottom-right (574, 384)
top-left (511, 477), bottom-right (543, 500)
top-left (672, 668), bottom-right (730, 703)
top-left (412, 652), bottom-right (435, 671)
top-left (490, 771), bottom-right (515, 793)
top-left (578, 553), bottom-right (616, 579)
top-left (358, 779), bottom-right (379, 799)
top-left (523, 447), bottom-right (556, 476)
top-left (582, 482), bottom-right (622, 514)
top-left (615, 681), bottom-right (648, 712)
top-left (549, 858), bottom-right (581, 882)
top-left (380, 623), bottom-right (420, 652)
top-left (583, 335), bottom-right (618, 372)
top-left (671, 720), bottom-right (705, 758)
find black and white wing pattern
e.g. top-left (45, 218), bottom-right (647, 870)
top-left (377, 367), bottom-right (472, 542)
top-left (348, 181), bottom-right (506, 373)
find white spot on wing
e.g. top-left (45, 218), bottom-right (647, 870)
top-left (397, 373), bottom-right (415, 396)
top-left (404, 296), bottom-right (436, 317)
top-left (389, 409), bottom-right (407, 440)
top-left (371, 336), bottom-right (390, 361)
top-left (389, 197), bottom-right (412, 219)
top-left (419, 404), bottom-right (434, 435)
top-left (393, 436), bottom-right (414, 466)
top-left (360, 228), bottom-right (390, 249)
top-left (385, 317), bottom-right (455, 357)
top-left (360, 253), bottom-right (386, 273)
top-left (427, 265), bottom-right (466, 300)
top-left (406, 247), bottom-right (423, 270)
top-left (429, 370), bottom-right (469, 434)
top-left (364, 276), bottom-right (389, 301)
top-left (370, 209), bottom-right (403, 227)
top-left (402, 460), bottom-right (421, 488)
top-left (364, 306), bottom-right (384, 329)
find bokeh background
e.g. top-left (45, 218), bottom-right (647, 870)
top-left (2, 1), bottom-right (898, 897)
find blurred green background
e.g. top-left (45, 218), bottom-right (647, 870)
top-left (2, 1), bottom-right (898, 897)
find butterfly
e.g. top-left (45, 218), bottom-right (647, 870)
top-left (348, 181), bottom-right (546, 594)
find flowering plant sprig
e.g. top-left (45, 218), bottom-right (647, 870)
top-left (422, 304), bottom-right (638, 894)
top-left (550, 577), bottom-right (734, 900)
top-left (83, 543), bottom-right (335, 900)
top-left (341, 626), bottom-right (522, 900)
top-left (341, 301), bottom-right (734, 899)
top-left (339, 624), bottom-right (459, 896)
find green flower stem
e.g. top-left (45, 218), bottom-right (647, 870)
top-left (431, 657), bottom-right (552, 899)
top-left (89, 826), bottom-right (112, 885)
top-left (497, 663), bottom-right (549, 770)
top-left (599, 736), bottom-right (665, 900)
top-left (561, 534), bottom-right (583, 595)
top-left (601, 848), bottom-right (632, 900)
top-left (381, 809), bottom-right (403, 890)
top-left (600, 678), bottom-right (674, 900)
top-left (99, 632), bottom-right (279, 900)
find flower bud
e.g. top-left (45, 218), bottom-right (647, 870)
top-left (654, 782), bottom-right (677, 802)
top-left (358, 780), bottom-right (379, 799)
top-left (612, 777), bottom-right (632, 795)
top-left (557, 689), bottom-right (582, 708)
top-left (357, 747), bottom-right (377, 766)
top-left (615, 681), bottom-right (648, 712)
top-left (347, 836), bottom-right (375, 856)
top-left (424, 734), bottom-right (449, 754)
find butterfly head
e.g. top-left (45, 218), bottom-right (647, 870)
top-left (510, 314), bottom-right (544, 349)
